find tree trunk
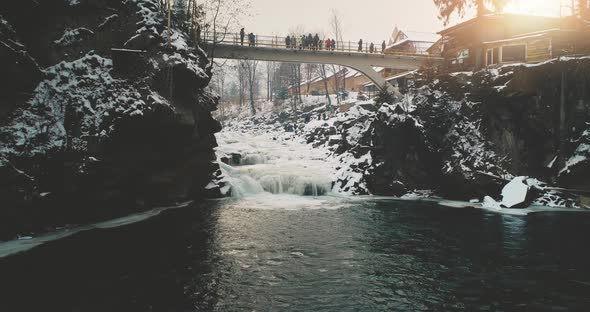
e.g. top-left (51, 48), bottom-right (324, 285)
top-left (296, 64), bottom-right (302, 109)
top-left (321, 65), bottom-right (332, 106)
top-left (476, 0), bottom-right (485, 16)
top-left (249, 83), bottom-right (256, 115)
top-left (332, 65), bottom-right (341, 104)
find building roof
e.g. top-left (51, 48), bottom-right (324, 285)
top-left (363, 70), bottom-right (416, 87)
top-left (437, 13), bottom-right (562, 36)
top-left (386, 30), bottom-right (439, 51)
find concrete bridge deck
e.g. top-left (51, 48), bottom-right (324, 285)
top-left (200, 34), bottom-right (443, 92)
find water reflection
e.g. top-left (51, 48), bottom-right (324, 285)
top-left (1, 199), bottom-right (590, 311)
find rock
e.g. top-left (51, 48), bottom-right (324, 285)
top-left (0, 0), bottom-right (221, 239)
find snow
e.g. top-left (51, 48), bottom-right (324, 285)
top-left (163, 52), bottom-right (208, 80)
top-left (482, 196), bottom-right (502, 210)
top-left (130, 0), bottom-right (163, 31)
top-left (500, 176), bottom-right (529, 208)
top-left (547, 155), bottom-right (558, 168)
top-left (562, 143), bottom-right (590, 173)
top-left (53, 28), bottom-right (94, 47)
top-left (0, 49), bottom-right (178, 158)
top-left (560, 129), bottom-right (590, 174)
top-left (162, 29), bottom-right (189, 52)
top-left (98, 14), bottom-right (118, 29)
top-left (332, 151), bottom-right (372, 195)
top-left (67, 0), bottom-right (80, 6)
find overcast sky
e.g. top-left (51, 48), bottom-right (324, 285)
top-left (239, 0), bottom-right (563, 44)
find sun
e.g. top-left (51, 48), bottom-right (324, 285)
top-left (504, 0), bottom-right (562, 16)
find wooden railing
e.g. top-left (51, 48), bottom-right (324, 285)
top-left (202, 32), bottom-right (432, 56)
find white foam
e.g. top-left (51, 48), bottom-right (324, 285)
top-left (216, 131), bottom-right (333, 197)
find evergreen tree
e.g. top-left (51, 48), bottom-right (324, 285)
top-left (173, 0), bottom-right (187, 30)
top-left (433, 0), bottom-right (511, 25)
top-left (374, 85), bottom-right (396, 107)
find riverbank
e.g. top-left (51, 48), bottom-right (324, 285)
top-left (217, 58), bottom-right (590, 209)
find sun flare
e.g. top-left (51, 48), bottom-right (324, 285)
top-left (504, 0), bottom-right (562, 16)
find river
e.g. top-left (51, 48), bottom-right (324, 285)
top-left (1, 131), bottom-right (590, 311)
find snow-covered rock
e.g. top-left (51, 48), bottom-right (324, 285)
top-left (53, 28), bottom-right (94, 47)
top-left (0, 0), bottom-right (219, 239)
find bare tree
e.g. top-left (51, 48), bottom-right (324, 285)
top-left (329, 10), bottom-right (345, 104)
top-left (304, 64), bottom-right (316, 95)
top-left (237, 62), bottom-right (247, 108)
top-left (265, 61), bottom-right (278, 101)
top-left (213, 64), bottom-right (227, 110)
top-left (318, 65), bottom-right (332, 106)
top-left (241, 60), bottom-right (259, 115)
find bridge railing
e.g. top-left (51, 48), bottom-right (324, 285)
top-left (202, 32), bottom-right (433, 56)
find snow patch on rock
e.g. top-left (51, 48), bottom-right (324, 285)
top-left (53, 27), bottom-right (94, 47)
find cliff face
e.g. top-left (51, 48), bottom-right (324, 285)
top-left (0, 0), bottom-right (222, 238)
top-left (302, 59), bottom-right (590, 204)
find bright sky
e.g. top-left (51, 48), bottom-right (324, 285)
top-left (240, 0), bottom-right (563, 43)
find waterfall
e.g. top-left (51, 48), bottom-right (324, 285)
top-left (216, 132), bottom-right (333, 198)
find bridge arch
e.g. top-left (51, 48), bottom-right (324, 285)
top-left (201, 42), bottom-right (443, 93)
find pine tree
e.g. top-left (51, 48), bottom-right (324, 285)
top-left (173, 0), bottom-right (187, 30)
top-left (433, 0), bottom-right (511, 25)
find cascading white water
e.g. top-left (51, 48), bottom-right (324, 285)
top-left (216, 131), bottom-right (333, 198)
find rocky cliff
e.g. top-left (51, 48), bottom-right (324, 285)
top-left (0, 0), bottom-right (222, 238)
top-left (307, 59), bottom-right (590, 206)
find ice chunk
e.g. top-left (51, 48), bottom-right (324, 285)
top-left (500, 176), bottom-right (529, 208)
top-left (482, 196), bottom-right (502, 210)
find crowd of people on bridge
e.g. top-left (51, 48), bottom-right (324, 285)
top-left (284, 34), bottom-right (337, 51)
top-left (238, 28), bottom-right (389, 54)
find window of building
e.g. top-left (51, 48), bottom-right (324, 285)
top-left (501, 45), bottom-right (526, 63)
top-left (486, 47), bottom-right (502, 66)
top-left (456, 49), bottom-right (469, 64)
top-left (493, 47), bottom-right (500, 64)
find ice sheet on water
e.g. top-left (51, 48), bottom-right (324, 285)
top-left (0, 201), bottom-right (193, 258)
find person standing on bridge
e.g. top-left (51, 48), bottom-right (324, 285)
top-left (358, 39), bottom-right (363, 52)
top-left (369, 42), bottom-right (374, 53)
top-left (314, 34), bottom-right (320, 50)
top-left (240, 28), bottom-right (245, 46)
top-left (248, 33), bottom-right (256, 47)
top-left (286, 35), bottom-right (291, 49)
top-left (331, 38), bottom-right (336, 51)
top-left (325, 38), bottom-right (331, 51)
top-left (382, 40), bottom-right (386, 53)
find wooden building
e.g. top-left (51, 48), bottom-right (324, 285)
top-left (291, 67), bottom-right (401, 96)
top-left (438, 14), bottom-right (590, 71)
top-left (385, 28), bottom-right (440, 55)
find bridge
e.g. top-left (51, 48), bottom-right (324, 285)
top-left (200, 33), bottom-right (444, 92)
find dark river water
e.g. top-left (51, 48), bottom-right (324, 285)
top-left (2, 197), bottom-right (590, 311)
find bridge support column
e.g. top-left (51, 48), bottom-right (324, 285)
top-left (353, 64), bottom-right (398, 94)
